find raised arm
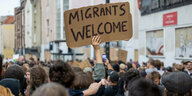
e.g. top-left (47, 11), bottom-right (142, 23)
top-left (92, 36), bottom-right (106, 80)
top-left (92, 36), bottom-right (102, 63)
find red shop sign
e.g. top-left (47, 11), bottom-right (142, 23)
top-left (163, 12), bottom-right (177, 26)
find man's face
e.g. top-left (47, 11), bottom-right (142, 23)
top-left (187, 62), bottom-right (192, 70)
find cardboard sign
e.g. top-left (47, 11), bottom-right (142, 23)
top-left (72, 61), bottom-right (80, 67)
top-left (118, 49), bottom-right (128, 63)
top-left (79, 59), bottom-right (92, 69)
top-left (44, 51), bottom-right (51, 61)
top-left (110, 48), bottom-right (118, 61)
top-left (25, 54), bottom-right (38, 61)
top-left (64, 2), bottom-right (133, 48)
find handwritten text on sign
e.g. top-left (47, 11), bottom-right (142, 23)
top-left (64, 2), bottom-right (133, 48)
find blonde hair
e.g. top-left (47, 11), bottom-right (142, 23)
top-left (0, 85), bottom-right (14, 96)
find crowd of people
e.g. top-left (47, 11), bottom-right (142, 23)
top-left (0, 36), bottom-right (192, 96)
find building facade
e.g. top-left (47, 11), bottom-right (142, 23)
top-left (25, 0), bottom-right (33, 48)
top-left (0, 16), bottom-right (7, 55)
top-left (29, 0), bottom-right (42, 57)
top-left (41, 0), bottom-right (57, 61)
top-left (1, 16), bottom-right (15, 59)
top-left (138, 0), bottom-right (192, 66)
top-left (14, 0), bottom-right (25, 55)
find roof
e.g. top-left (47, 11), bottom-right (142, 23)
top-left (3, 16), bottom-right (14, 24)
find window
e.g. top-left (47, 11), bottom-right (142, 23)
top-left (47, 0), bottom-right (50, 6)
top-left (146, 30), bottom-right (164, 56)
top-left (175, 26), bottom-right (192, 59)
top-left (47, 19), bottom-right (49, 36)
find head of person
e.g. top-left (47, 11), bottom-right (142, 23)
top-left (147, 58), bottom-right (156, 68)
top-left (119, 64), bottom-right (126, 72)
top-left (181, 60), bottom-right (188, 70)
top-left (111, 63), bottom-right (120, 72)
top-left (72, 66), bottom-right (83, 73)
top-left (124, 68), bottom-right (140, 89)
top-left (22, 64), bottom-right (30, 75)
top-left (127, 62), bottom-right (133, 70)
top-left (108, 71), bottom-right (119, 84)
top-left (174, 64), bottom-right (184, 72)
top-left (187, 61), bottom-right (192, 71)
top-left (147, 71), bottom-right (161, 85)
top-left (165, 67), bottom-right (173, 73)
top-left (3, 64), bottom-right (24, 91)
top-left (73, 72), bottom-right (93, 90)
top-left (32, 82), bottom-right (69, 96)
top-left (0, 85), bottom-right (14, 96)
top-left (127, 78), bottom-right (162, 96)
top-left (26, 70), bottom-right (30, 85)
top-left (155, 60), bottom-right (161, 70)
top-left (162, 72), bottom-right (192, 96)
top-left (29, 66), bottom-right (48, 92)
top-left (49, 60), bottom-right (75, 88)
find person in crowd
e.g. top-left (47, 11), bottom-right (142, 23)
top-left (162, 72), bottom-right (192, 96)
top-left (186, 61), bottom-right (192, 78)
top-left (148, 71), bottom-right (164, 95)
top-left (32, 82), bottom-right (69, 96)
top-left (26, 70), bottom-right (30, 85)
top-left (140, 62), bottom-right (147, 71)
top-left (104, 71), bottom-right (119, 96)
top-left (181, 60), bottom-right (188, 71)
top-left (1, 64), bottom-right (24, 96)
top-left (124, 68), bottom-right (140, 89)
top-left (147, 71), bottom-right (161, 85)
top-left (28, 66), bottom-right (48, 94)
top-left (155, 60), bottom-right (164, 75)
top-left (49, 58), bottom-right (101, 96)
top-left (0, 78), bottom-right (20, 96)
top-left (127, 78), bottom-right (162, 96)
top-left (145, 58), bottom-right (158, 75)
top-left (165, 66), bottom-right (173, 73)
top-left (174, 64), bottom-right (184, 72)
top-left (0, 85), bottom-right (14, 96)
top-left (73, 71), bottom-right (94, 91)
top-left (126, 62), bottom-right (133, 70)
top-left (119, 64), bottom-right (126, 73)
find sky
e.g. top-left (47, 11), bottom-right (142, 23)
top-left (0, 0), bottom-right (20, 16)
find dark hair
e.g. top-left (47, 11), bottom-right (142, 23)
top-left (109, 71), bottom-right (119, 83)
top-left (32, 82), bottom-right (69, 96)
top-left (127, 62), bottom-right (133, 70)
top-left (148, 58), bottom-right (156, 67)
top-left (3, 64), bottom-right (24, 90)
top-left (30, 66), bottom-right (47, 92)
top-left (49, 60), bottom-right (75, 88)
top-left (155, 60), bottom-right (161, 70)
top-left (128, 78), bottom-right (162, 96)
top-left (111, 63), bottom-right (120, 72)
top-left (166, 67), bottom-right (173, 72)
top-left (73, 72), bottom-right (93, 90)
top-left (124, 68), bottom-right (140, 89)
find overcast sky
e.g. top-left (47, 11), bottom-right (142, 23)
top-left (0, 0), bottom-right (20, 16)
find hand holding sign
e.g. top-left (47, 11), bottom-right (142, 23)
top-left (64, 2), bottom-right (132, 48)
